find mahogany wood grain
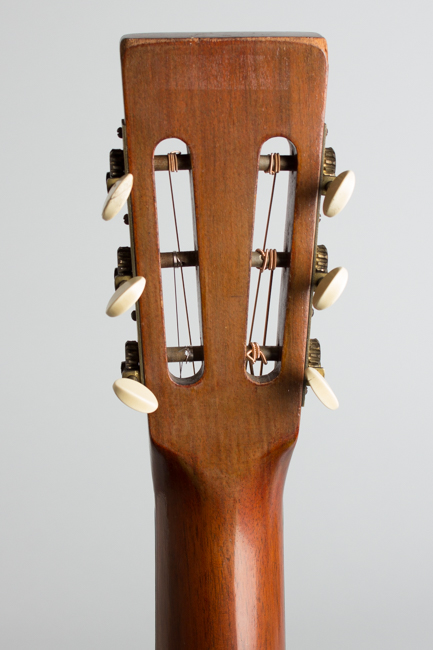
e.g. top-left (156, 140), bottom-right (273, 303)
top-left (120, 33), bottom-right (328, 650)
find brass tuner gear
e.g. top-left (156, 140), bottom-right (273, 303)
top-left (307, 338), bottom-right (325, 377)
top-left (109, 149), bottom-right (125, 179)
top-left (121, 341), bottom-right (140, 381)
top-left (114, 247), bottom-right (132, 289)
top-left (315, 245), bottom-right (328, 275)
top-left (323, 147), bottom-right (336, 177)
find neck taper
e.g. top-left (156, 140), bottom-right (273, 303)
top-left (152, 438), bottom-right (295, 650)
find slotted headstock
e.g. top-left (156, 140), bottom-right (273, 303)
top-left (119, 33), bottom-right (327, 463)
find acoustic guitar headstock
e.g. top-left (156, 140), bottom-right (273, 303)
top-left (102, 33), bottom-right (355, 469)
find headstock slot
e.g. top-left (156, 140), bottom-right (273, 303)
top-left (246, 137), bottom-right (296, 381)
top-left (154, 138), bottom-right (203, 383)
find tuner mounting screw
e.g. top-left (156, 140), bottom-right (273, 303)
top-left (117, 127), bottom-right (123, 138)
top-left (123, 214), bottom-right (129, 225)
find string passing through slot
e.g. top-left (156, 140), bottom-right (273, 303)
top-left (167, 151), bottom-right (196, 375)
top-left (247, 153), bottom-right (281, 376)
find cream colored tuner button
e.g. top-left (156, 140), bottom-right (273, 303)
top-left (106, 276), bottom-right (145, 317)
top-left (102, 173), bottom-right (133, 221)
top-left (313, 267), bottom-right (348, 310)
top-left (113, 378), bottom-right (158, 413)
top-left (323, 170), bottom-right (355, 217)
top-left (305, 367), bottom-right (339, 410)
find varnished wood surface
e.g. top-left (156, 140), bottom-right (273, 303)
top-left (121, 33), bottom-right (328, 650)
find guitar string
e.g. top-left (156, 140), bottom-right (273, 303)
top-left (247, 153), bottom-right (280, 375)
top-left (172, 253), bottom-right (182, 377)
top-left (167, 151), bottom-right (196, 374)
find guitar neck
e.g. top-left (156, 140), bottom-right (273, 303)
top-left (152, 437), bottom-right (296, 650)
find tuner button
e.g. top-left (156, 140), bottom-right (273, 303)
top-left (305, 367), bottom-right (339, 410)
top-left (102, 173), bottom-right (133, 221)
top-left (313, 267), bottom-right (348, 310)
top-left (106, 276), bottom-right (145, 317)
top-left (323, 170), bottom-right (355, 217)
top-left (113, 378), bottom-right (158, 413)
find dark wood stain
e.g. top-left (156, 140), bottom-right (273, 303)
top-left (121, 33), bottom-right (328, 650)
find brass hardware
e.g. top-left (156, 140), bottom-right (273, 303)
top-left (308, 339), bottom-right (325, 377)
top-left (323, 147), bottom-right (336, 177)
top-left (321, 147), bottom-right (337, 194)
top-left (121, 341), bottom-right (140, 381)
top-left (109, 149), bottom-right (125, 178)
top-left (303, 124), bottom-right (329, 406)
top-left (106, 149), bottom-right (126, 191)
top-left (315, 244), bottom-right (328, 275)
top-left (114, 247), bottom-right (132, 289)
top-left (121, 369), bottom-right (140, 381)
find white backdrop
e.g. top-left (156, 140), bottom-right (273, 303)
top-left (1, 1), bottom-right (432, 648)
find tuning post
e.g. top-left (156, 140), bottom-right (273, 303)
top-left (113, 341), bottom-right (158, 413)
top-left (106, 247), bottom-right (145, 317)
top-left (305, 339), bottom-right (338, 410)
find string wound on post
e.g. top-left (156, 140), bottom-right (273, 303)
top-left (265, 153), bottom-right (281, 175)
top-left (256, 248), bottom-right (277, 273)
top-left (168, 150), bottom-right (181, 173)
top-left (246, 342), bottom-right (268, 366)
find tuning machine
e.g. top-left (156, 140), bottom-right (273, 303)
top-left (102, 146), bottom-right (133, 221)
top-left (321, 147), bottom-right (355, 217)
top-left (313, 245), bottom-right (348, 310)
top-left (305, 339), bottom-right (338, 410)
top-left (113, 341), bottom-right (158, 413)
top-left (106, 247), bottom-right (145, 317)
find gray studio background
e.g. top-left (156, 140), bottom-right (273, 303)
top-left (1, 1), bottom-right (432, 648)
